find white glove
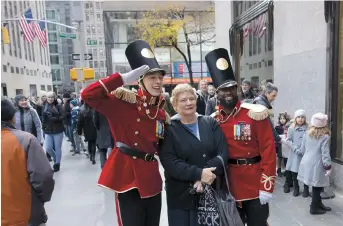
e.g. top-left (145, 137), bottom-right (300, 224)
top-left (121, 65), bottom-right (150, 85)
top-left (325, 169), bottom-right (332, 177)
top-left (259, 191), bottom-right (272, 205)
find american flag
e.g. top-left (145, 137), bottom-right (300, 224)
top-left (19, 8), bottom-right (34, 42)
top-left (33, 20), bottom-right (47, 47)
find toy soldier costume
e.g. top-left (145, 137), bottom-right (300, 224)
top-left (81, 40), bottom-right (169, 226)
top-left (205, 48), bottom-right (276, 226)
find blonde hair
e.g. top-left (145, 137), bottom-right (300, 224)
top-left (170, 84), bottom-right (197, 108)
top-left (308, 125), bottom-right (331, 139)
top-left (291, 116), bottom-right (307, 128)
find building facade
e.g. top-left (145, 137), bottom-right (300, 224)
top-left (46, 1), bottom-right (75, 94)
top-left (216, 0), bottom-right (343, 191)
top-left (1, 0), bottom-right (52, 98)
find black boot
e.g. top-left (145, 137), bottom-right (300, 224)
top-left (91, 152), bottom-right (96, 165)
top-left (284, 184), bottom-right (291, 193)
top-left (293, 186), bottom-right (300, 197)
top-left (319, 202), bottom-right (331, 211)
top-left (277, 168), bottom-right (283, 177)
top-left (292, 173), bottom-right (299, 197)
top-left (53, 163), bottom-right (60, 172)
top-left (303, 184), bottom-right (310, 198)
top-left (310, 204), bottom-right (326, 215)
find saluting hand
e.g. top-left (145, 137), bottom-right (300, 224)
top-left (201, 167), bottom-right (216, 185)
top-left (121, 65), bottom-right (150, 85)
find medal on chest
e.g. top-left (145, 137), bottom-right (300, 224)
top-left (156, 120), bottom-right (165, 139)
top-left (233, 122), bottom-right (251, 141)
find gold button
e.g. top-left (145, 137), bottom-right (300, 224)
top-left (133, 156), bottom-right (137, 159)
top-left (138, 107), bottom-right (141, 111)
top-left (135, 131), bottom-right (139, 135)
top-left (134, 143), bottom-right (138, 146)
top-left (137, 118), bottom-right (140, 122)
top-left (203, 154), bottom-right (206, 158)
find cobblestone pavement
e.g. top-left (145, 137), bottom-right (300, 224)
top-left (45, 139), bottom-right (343, 226)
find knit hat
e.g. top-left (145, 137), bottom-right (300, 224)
top-left (14, 94), bottom-right (27, 104)
top-left (70, 99), bottom-right (78, 107)
top-left (63, 93), bottom-right (71, 98)
top-left (311, 113), bottom-right (328, 128)
top-left (294, 109), bottom-right (306, 118)
top-left (1, 97), bottom-right (17, 121)
top-left (242, 79), bottom-right (251, 86)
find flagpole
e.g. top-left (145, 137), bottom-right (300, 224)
top-left (2, 18), bottom-right (77, 30)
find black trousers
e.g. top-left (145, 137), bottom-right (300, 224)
top-left (88, 140), bottom-right (96, 160)
top-left (168, 208), bottom-right (198, 226)
top-left (116, 189), bottom-right (161, 226)
top-left (237, 199), bottom-right (269, 226)
top-left (312, 187), bottom-right (323, 205)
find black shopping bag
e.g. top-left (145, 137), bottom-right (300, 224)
top-left (197, 156), bottom-right (244, 226)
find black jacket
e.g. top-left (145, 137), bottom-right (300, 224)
top-left (240, 89), bottom-right (257, 101)
top-left (42, 103), bottom-right (65, 134)
top-left (196, 91), bottom-right (208, 115)
top-left (78, 109), bottom-right (97, 141)
top-left (159, 115), bottom-right (228, 210)
top-left (253, 95), bottom-right (281, 142)
top-left (205, 96), bottom-right (218, 116)
top-left (63, 99), bottom-right (72, 125)
top-left (93, 111), bottom-right (113, 149)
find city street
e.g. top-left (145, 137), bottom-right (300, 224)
top-left (45, 139), bottom-right (343, 226)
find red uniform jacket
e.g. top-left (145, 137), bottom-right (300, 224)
top-left (81, 73), bottom-right (168, 198)
top-left (213, 101), bottom-right (276, 201)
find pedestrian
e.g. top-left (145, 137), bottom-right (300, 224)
top-left (239, 79), bottom-right (257, 102)
top-left (81, 40), bottom-right (169, 226)
top-left (283, 109), bottom-right (309, 197)
top-left (42, 91), bottom-right (65, 172)
top-left (206, 48), bottom-right (276, 226)
top-left (1, 97), bottom-right (55, 226)
top-left (78, 103), bottom-right (97, 164)
top-left (93, 110), bottom-right (113, 168)
top-left (62, 92), bottom-right (74, 151)
top-left (297, 113), bottom-right (332, 214)
top-left (159, 83), bottom-right (228, 226)
top-left (13, 94), bottom-right (44, 145)
top-left (196, 80), bottom-right (209, 115)
top-left (275, 112), bottom-right (292, 177)
top-left (70, 99), bottom-right (86, 156)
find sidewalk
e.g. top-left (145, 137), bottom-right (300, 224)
top-left (45, 139), bottom-right (343, 226)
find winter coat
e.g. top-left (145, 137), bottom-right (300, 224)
top-left (93, 111), bottom-right (113, 149)
top-left (253, 95), bottom-right (281, 142)
top-left (285, 124), bottom-right (308, 173)
top-left (205, 96), bottom-right (218, 116)
top-left (1, 121), bottom-right (54, 226)
top-left (240, 89), bottom-right (257, 101)
top-left (196, 90), bottom-right (208, 115)
top-left (42, 103), bottom-right (65, 135)
top-left (71, 106), bottom-right (80, 131)
top-left (297, 134), bottom-right (331, 187)
top-left (78, 109), bottom-right (97, 141)
top-left (14, 107), bottom-right (43, 143)
top-left (63, 99), bottom-right (72, 126)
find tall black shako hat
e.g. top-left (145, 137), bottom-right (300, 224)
top-left (125, 40), bottom-right (166, 79)
top-left (205, 48), bottom-right (237, 90)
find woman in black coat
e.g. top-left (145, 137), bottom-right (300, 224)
top-left (78, 103), bottom-right (97, 164)
top-left (159, 84), bottom-right (228, 226)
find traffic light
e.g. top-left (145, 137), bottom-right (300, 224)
top-left (1, 27), bottom-right (10, 44)
top-left (70, 68), bottom-right (95, 81)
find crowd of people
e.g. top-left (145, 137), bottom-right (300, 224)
top-left (1, 39), bottom-right (334, 226)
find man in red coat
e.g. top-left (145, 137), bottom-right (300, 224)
top-left (81, 40), bottom-right (169, 226)
top-left (205, 48), bottom-right (276, 226)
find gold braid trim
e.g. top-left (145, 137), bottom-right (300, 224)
top-left (241, 103), bottom-right (269, 121)
top-left (111, 87), bottom-right (137, 104)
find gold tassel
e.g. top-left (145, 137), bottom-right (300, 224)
top-left (112, 87), bottom-right (137, 104)
top-left (247, 109), bottom-right (269, 121)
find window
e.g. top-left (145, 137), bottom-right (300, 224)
top-left (50, 55), bottom-right (59, 64)
top-left (47, 10), bottom-right (55, 19)
top-left (41, 85), bottom-right (46, 91)
top-left (86, 26), bottom-right (90, 34)
top-left (100, 61), bottom-right (105, 68)
top-left (26, 69), bottom-right (29, 75)
top-left (15, 67), bottom-right (19, 74)
top-left (97, 25), bottom-right (102, 33)
top-left (48, 33), bottom-right (58, 42)
top-left (101, 72), bottom-right (105, 77)
top-left (99, 49), bottom-right (104, 56)
top-left (91, 26), bottom-right (96, 34)
top-left (249, 33), bottom-right (252, 56)
top-left (96, 2), bottom-right (100, 9)
top-left (94, 61), bottom-right (98, 68)
top-left (97, 13), bottom-right (101, 20)
top-left (268, 60), bottom-right (273, 67)
top-left (86, 13), bottom-right (90, 21)
top-left (10, 66), bottom-right (14, 73)
top-left (258, 36), bottom-right (261, 54)
top-left (85, 3), bottom-right (89, 9)
top-left (89, 61), bottom-right (93, 68)
top-left (49, 44), bottom-right (58, 53)
top-left (252, 35), bottom-right (257, 55)
top-left (89, 2), bottom-right (93, 9)
top-left (16, 89), bottom-right (23, 95)
top-left (47, 23), bottom-right (57, 30)
top-left (93, 49), bottom-right (98, 57)
top-left (2, 65), bottom-right (7, 72)
top-left (34, 70), bottom-right (37, 76)
top-left (47, 85), bottom-right (52, 91)
top-left (30, 70), bottom-right (33, 76)
top-left (99, 37), bottom-right (103, 45)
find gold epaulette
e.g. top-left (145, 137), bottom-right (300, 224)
top-left (165, 112), bottom-right (171, 125)
top-left (241, 103), bottom-right (269, 121)
top-left (111, 87), bottom-right (137, 104)
top-left (210, 110), bottom-right (219, 118)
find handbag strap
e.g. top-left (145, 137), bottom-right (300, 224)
top-left (216, 155), bottom-right (230, 192)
